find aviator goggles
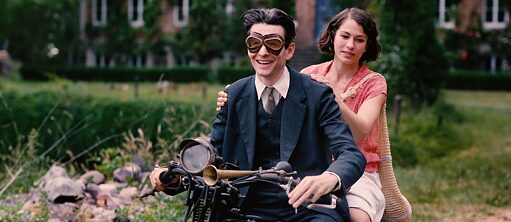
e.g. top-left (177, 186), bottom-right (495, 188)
top-left (245, 33), bottom-right (285, 56)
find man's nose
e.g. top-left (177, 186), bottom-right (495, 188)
top-left (258, 45), bottom-right (270, 56)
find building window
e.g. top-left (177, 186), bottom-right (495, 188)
top-left (485, 55), bottom-right (510, 72)
top-left (130, 54), bottom-right (146, 67)
top-left (173, 0), bottom-right (189, 27)
top-left (128, 0), bottom-right (145, 27)
top-left (92, 0), bottom-right (107, 27)
top-left (438, 0), bottom-right (455, 29)
top-left (95, 52), bottom-right (110, 67)
top-left (483, 0), bottom-right (510, 29)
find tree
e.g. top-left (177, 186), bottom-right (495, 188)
top-left (167, 0), bottom-right (229, 64)
top-left (3, 0), bottom-right (81, 65)
top-left (374, 0), bottom-right (450, 107)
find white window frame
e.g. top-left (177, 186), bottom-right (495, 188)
top-left (92, 0), bottom-right (107, 27)
top-left (438, 0), bottom-right (455, 29)
top-left (225, 0), bottom-right (234, 16)
top-left (95, 51), bottom-right (109, 67)
top-left (173, 0), bottom-right (189, 27)
top-left (128, 0), bottom-right (145, 28)
top-left (130, 54), bottom-right (146, 67)
top-left (482, 0), bottom-right (510, 30)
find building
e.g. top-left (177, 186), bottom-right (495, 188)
top-left (438, 0), bottom-right (510, 72)
top-left (79, 0), bottom-right (509, 72)
top-left (79, 0), bottom-right (193, 68)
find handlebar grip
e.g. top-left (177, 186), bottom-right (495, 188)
top-left (159, 170), bottom-right (175, 185)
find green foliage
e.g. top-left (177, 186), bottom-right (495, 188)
top-left (0, 90), bottom-right (214, 163)
top-left (167, 0), bottom-right (228, 64)
top-left (217, 66), bottom-right (254, 84)
top-left (86, 0), bottom-right (162, 60)
top-left (446, 70), bottom-right (511, 90)
top-left (0, 202), bottom-right (32, 221)
top-left (390, 98), bottom-right (467, 167)
top-left (19, 66), bottom-right (210, 82)
top-left (399, 91), bottom-right (511, 218)
top-left (374, 0), bottom-right (450, 107)
top-left (268, 0), bottom-right (295, 17)
top-left (3, 0), bottom-right (81, 65)
top-left (133, 194), bottom-right (186, 221)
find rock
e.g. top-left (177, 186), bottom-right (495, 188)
top-left (49, 202), bottom-right (79, 221)
top-left (113, 163), bottom-right (141, 183)
top-left (43, 177), bottom-right (85, 203)
top-left (79, 170), bottom-right (105, 185)
top-left (118, 187), bottom-right (138, 201)
top-left (39, 166), bottom-right (69, 189)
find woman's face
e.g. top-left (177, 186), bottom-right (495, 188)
top-left (332, 17), bottom-right (367, 66)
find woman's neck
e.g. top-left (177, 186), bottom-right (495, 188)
top-left (329, 60), bottom-right (359, 83)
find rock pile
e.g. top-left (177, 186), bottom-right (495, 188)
top-left (0, 163), bottom-right (153, 222)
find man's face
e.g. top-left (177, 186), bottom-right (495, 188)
top-left (247, 23), bottom-right (295, 83)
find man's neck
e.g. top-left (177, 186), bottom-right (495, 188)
top-left (257, 67), bottom-right (285, 86)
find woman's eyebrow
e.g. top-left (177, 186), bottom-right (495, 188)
top-left (339, 31), bottom-right (367, 39)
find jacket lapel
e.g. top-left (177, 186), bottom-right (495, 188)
top-left (236, 77), bottom-right (257, 169)
top-left (280, 67), bottom-right (306, 162)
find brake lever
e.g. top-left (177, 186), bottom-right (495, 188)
top-left (281, 177), bottom-right (299, 195)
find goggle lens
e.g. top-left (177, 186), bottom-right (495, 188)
top-left (245, 34), bottom-right (285, 56)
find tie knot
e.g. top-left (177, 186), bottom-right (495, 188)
top-left (266, 86), bottom-right (274, 95)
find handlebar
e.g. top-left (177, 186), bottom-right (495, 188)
top-left (141, 161), bottom-right (338, 209)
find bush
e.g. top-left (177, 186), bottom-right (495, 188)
top-left (217, 66), bottom-right (253, 84)
top-left (19, 66), bottom-right (210, 83)
top-left (0, 91), bottom-right (214, 162)
top-left (446, 70), bottom-right (511, 90)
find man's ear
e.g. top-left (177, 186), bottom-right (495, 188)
top-left (285, 42), bottom-right (296, 61)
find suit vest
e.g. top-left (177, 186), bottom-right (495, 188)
top-left (253, 98), bottom-right (284, 170)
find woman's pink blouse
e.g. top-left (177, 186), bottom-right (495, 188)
top-left (301, 60), bottom-right (387, 173)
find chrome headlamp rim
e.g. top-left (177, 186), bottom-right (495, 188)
top-left (179, 136), bottom-right (217, 175)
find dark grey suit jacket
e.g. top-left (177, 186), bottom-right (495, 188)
top-left (210, 66), bottom-right (366, 218)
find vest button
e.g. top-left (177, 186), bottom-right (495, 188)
top-left (267, 119), bottom-right (273, 125)
top-left (270, 137), bottom-right (278, 143)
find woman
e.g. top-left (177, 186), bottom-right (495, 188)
top-left (217, 8), bottom-right (386, 222)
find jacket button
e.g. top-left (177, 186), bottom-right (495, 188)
top-left (267, 119), bottom-right (273, 125)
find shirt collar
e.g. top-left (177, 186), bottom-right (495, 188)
top-left (255, 67), bottom-right (290, 100)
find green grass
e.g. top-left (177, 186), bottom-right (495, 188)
top-left (0, 78), bottom-right (226, 105)
top-left (397, 90), bottom-right (511, 221)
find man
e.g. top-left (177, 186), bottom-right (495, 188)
top-left (210, 8), bottom-right (365, 221)
top-left (151, 8), bottom-right (365, 221)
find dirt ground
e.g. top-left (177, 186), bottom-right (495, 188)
top-left (417, 204), bottom-right (511, 221)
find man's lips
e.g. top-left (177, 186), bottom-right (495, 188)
top-left (257, 59), bottom-right (274, 64)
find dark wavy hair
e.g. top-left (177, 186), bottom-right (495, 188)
top-left (318, 8), bottom-right (380, 65)
top-left (242, 8), bottom-right (296, 48)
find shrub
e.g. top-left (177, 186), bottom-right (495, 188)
top-left (446, 70), bottom-right (511, 90)
top-left (0, 91), bottom-right (214, 162)
top-left (217, 66), bottom-right (253, 84)
top-left (19, 66), bottom-right (210, 83)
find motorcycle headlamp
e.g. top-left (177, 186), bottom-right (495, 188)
top-left (179, 137), bottom-right (218, 174)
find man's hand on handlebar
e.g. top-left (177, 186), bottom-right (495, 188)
top-left (287, 172), bottom-right (339, 209)
top-left (149, 166), bottom-right (180, 191)
top-left (149, 167), bottom-right (168, 191)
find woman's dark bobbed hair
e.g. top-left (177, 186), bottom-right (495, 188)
top-left (318, 8), bottom-right (381, 65)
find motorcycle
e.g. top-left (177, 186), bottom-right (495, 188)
top-left (141, 137), bottom-right (338, 222)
